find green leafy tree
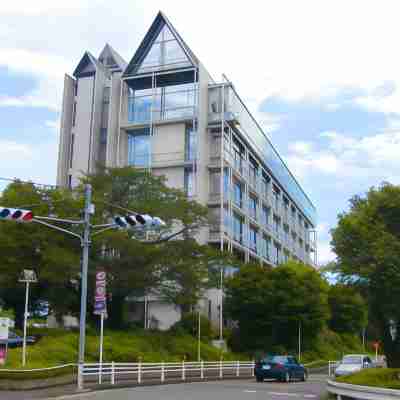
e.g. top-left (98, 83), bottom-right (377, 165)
top-left (331, 183), bottom-right (400, 367)
top-left (0, 181), bottom-right (82, 327)
top-left (83, 166), bottom-right (211, 328)
top-left (225, 261), bottom-right (330, 353)
top-left (328, 284), bottom-right (368, 334)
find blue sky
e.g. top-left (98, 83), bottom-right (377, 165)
top-left (1, 0), bottom-right (400, 264)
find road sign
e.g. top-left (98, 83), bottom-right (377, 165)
top-left (94, 271), bottom-right (107, 317)
top-left (373, 341), bottom-right (380, 349)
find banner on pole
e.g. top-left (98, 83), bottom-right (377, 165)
top-left (94, 271), bottom-right (107, 317)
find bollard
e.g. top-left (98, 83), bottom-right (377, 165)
top-left (182, 356), bottom-right (186, 381)
top-left (138, 357), bottom-right (142, 384)
top-left (219, 356), bottom-right (223, 379)
top-left (251, 360), bottom-right (255, 377)
top-left (111, 361), bottom-right (115, 385)
top-left (236, 360), bottom-right (240, 377)
top-left (200, 360), bottom-right (204, 379)
top-left (77, 363), bottom-right (84, 390)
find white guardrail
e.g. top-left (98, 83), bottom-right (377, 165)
top-left (78, 360), bottom-right (255, 389)
top-left (327, 379), bottom-right (400, 400)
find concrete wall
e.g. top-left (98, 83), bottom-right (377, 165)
top-left (152, 123), bottom-right (186, 166)
top-left (71, 76), bottom-right (95, 186)
top-left (106, 72), bottom-right (122, 167)
top-left (89, 67), bottom-right (108, 173)
top-left (56, 74), bottom-right (75, 187)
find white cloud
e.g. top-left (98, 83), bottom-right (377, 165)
top-left (0, 0), bottom-right (400, 115)
top-left (0, 49), bottom-right (71, 111)
top-left (0, 1), bottom-right (99, 16)
top-left (0, 140), bottom-right (32, 159)
top-left (318, 240), bottom-right (336, 266)
top-left (45, 119), bottom-right (60, 132)
top-left (286, 130), bottom-right (400, 185)
top-left (0, 138), bottom-right (58, 186)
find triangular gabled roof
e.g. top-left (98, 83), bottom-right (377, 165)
top-left (73, 51), bottom-right (105, 78)
top-left (98, 43), bottom-right (127, 72)
top-left (123, 11), bottom-right (199, 77)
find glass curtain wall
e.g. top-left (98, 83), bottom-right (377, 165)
top-left (127, 127), bottom-right (151, 167)
top-left (128, 83), bottom-right (196, 123)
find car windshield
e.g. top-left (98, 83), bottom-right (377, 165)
top-left (342, 356), bottom-right (362, 364)
top-left (264, 356), bottom-right (288, 364)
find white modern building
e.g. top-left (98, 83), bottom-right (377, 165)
top-left (57, 12), bottom-right (317, 330)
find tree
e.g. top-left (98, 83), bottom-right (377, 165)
top-left (328, 284), bottom-right (368, 334)
top-left (331, 183), bottom-right (400, 367)
top-left (0, 181), bottom-right (82, 327)
top-left (225, 261), bottom-right (329, 353)
top-left (83, 166), bottom-right (211, 328)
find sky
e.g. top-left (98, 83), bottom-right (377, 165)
top-left (1, 0), bottom-right (400, 265)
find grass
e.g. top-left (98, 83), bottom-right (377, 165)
top-left (336, 368), bottom-right (400, 390)
top-left (0, 327), bottom-right (244, 380)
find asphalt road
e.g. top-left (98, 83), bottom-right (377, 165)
top-left (1, 375), bottom-right (327, 400)
top-left (39, 376), bottom-right (326, 400)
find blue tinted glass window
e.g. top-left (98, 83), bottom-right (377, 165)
top-left (234, 182), bottom-right (242, 207)
top-left (249, 227), bottom-right (257, 252)
top-left (185, 125), bottom-right (196, 161)
top-left (223, 169), bottom-right (229, 195)
top-left (262, 206), bottom-right (270, 226)
top-left (184, 169), bottom-right (194, 196)
top-left (233, 213), bottom-right (243, 243)
top-left (127, 128), bottom-right (150, 167)
top-left (249, 196), bottom-right (257, 220)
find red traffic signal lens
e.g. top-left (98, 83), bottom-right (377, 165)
top-left (22, 211), bottom-right (33, 221)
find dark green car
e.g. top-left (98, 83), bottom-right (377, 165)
top-left (254, 355), bottom-right (308, 382)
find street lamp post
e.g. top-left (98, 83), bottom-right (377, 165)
top-left (18, 269), bottom-right (37, 367)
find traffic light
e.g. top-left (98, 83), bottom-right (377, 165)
top-left (114, 214), bottom-right (165, 229)
top-left (0, 207), bottom-right (34, 222)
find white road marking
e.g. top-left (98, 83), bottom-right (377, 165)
top-left (244, 389), bottom-right (257, 393)
top-left (268, 392), bottom-right (299, 397)
top-left (304, 395), bottom-right (317, 398)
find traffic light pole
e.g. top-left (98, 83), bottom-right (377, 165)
top-left (78, 184), bottom-right (92, 368)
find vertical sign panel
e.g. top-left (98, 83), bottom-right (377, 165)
top-left (93, 271), bottom-right (107, 317)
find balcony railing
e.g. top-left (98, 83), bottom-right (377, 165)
top-left (122, 85), bottom-right (197, 126)
top-left (208, 84), bottom-right (317, 227)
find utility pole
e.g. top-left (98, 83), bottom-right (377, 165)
top-left (78, 184), bottom-right (92, 366)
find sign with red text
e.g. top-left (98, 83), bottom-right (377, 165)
top-left (93, 271), bottom-right (107, 317)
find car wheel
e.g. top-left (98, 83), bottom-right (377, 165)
top-left (256, 375), bottom-right (264, 382)
top-left (301, 371), bottom-right (308, 382)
